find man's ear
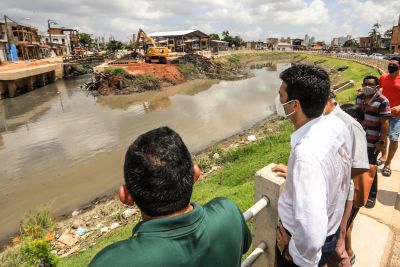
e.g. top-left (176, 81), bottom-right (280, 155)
top-left (119, 185), bottom-right (135, 206)
top-left (194, 164), bottom-right (201, 183)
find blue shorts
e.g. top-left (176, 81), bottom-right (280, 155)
top-left (389, 117), bottom-right (400, 141)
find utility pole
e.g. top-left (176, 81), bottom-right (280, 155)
top-left (47, 19), bottom-right (58, 50)
top-left (48, 19), bottom-right (53, 49)
top-left (4, 15), bottom-right (12, 61)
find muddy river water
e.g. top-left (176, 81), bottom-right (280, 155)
top-left (0, 62), bottom-right (289, 240)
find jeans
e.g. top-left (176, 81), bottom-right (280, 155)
top-left (389, 116), bottom-right (400, 141)
top-left (275, 228), bottom-right (340, 267)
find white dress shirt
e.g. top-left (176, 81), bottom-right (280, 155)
top-left (278, 115), bottom-right (352, 267)
top-left (331, 105), bottom-right (369, 202)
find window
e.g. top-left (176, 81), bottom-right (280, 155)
top-left (46, 38), bottom-right (49, 42)
top-left (53, 38), bottom-right (58, 42)
top-left (62, 39), bottom-right (65, 44)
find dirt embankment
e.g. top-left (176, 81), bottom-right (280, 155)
top-left (83, 71), bottom-right (162, 96)
top-left (83, 54), bottom-right (251, 96)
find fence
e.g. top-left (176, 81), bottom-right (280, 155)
top-left (240, 163), bottom-right (286, 267)
top-left (311, 51), bottom-right (389, 74)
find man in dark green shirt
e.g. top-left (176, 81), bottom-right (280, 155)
top-left (89, 127), bottom-right (251, 267)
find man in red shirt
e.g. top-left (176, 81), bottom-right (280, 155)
top-left (379, 56), bottom-right (400, 176)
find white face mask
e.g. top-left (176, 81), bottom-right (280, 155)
top-left (275, 95), bottom-right (295, 118)
top-left (362, 85), bottom-right (376, 96)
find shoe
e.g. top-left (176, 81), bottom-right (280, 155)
top-left (350, 255), bottom-right (356, 265)
top-left (376, 159), bottom-right (385, 166)
top-left (365, 198), bottom-right (376, 209)
top-left (382, 166), bottom-right (391, 177)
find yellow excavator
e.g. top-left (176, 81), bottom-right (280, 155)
top-left (133, 28), bottom-right (168, 64)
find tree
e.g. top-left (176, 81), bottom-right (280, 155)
top-left (209, 33), bottom-right (220, 40)
top-left (384, 28), bottom-right (393, 38)
top-left (107, 40), bottom-right (124, 51)
top-left (79, 33), bottom-right (93, 47)
top-left (124, 43), bottom-right (134, 50)
top-left (222, 30), bottom-right (229, 38)
top-left (369, 22), bottom-right (381, 49)
top-left (343, 39), bottom-right (358, 47)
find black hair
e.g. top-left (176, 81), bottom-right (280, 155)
top-left (389, 56), bottom-right (400, 64)
top-left (279, 64), bottom-right (330, 118)
top-left (363, 75), bottom-right (379, 86)
top-left (341, 104), bottom-right (365, 123)
top-left (124, 127), bottom-right (194, 217)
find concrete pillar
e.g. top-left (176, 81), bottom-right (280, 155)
top-left (26, 76), bottom-right (34, 91)
top-left (7, 81), bottom-right (17, 98)
top-left (40, 74), bottom-right (46, 86)
top-left (0, 82), bottom-right (6, 99)
top-left (252, 163), bottom-right (285, 267)
top-left (48, 71), bottom-right (56, 83)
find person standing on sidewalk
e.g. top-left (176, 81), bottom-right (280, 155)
top-left (272, 64), bottom-right (352, 267)
top-left (356, 75), bottom-right (390, 208)
top-left (378, 56), bottom-right (400, 177)
top-left (323, 93), bottom-right (369, 267)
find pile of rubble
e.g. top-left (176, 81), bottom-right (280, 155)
top-left (83, 72), bottom-right (161, 96)
top-left (171, 54), bottom-right (250, 80)
top-left (50, 195), bottom-right (140, 258)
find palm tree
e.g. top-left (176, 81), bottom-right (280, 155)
top-left (369, 22), bottom-right (381, 50)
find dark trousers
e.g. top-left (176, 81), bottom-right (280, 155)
top-left (275, 228), bottom-right (340, 267)
top-left (367, 147), bottom-right (378, 199)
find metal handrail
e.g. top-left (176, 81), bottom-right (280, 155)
top-left (242, 196), bottom-right (269, 222)
top-left (241, 241), bottom-right (267, 267)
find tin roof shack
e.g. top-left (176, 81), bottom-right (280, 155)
top-left (0, 22), bottom-right (8, 64)
top-left (210, 40), bottom-right (229, 54)
top-left (292, 39), bottom-right (306, 50)
top-left (149, 30), bottom-right (210, 53)
top-left (390, 15), bottom-right (400, 54)
top-left (246, 41), bottom-right (265, 50)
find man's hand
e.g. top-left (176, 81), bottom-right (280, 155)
top-left (277, 222), bottom-right (292, 261)
top-left (391, 105), bottom-right (400, 114)
top-left (271, 164), bottom-right (288, 178)
top-left (374, 142), bottom-right (385, 154)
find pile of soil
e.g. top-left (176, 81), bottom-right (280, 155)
top-left (171, 54), bottom-right (250, 80)
top-left (83, 72), bottom-right (161, 96)
top-left (64, 64), bottom-right (94, 78)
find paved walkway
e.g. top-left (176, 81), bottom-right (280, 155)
top-left (352, 150), bottom-right (400, 267)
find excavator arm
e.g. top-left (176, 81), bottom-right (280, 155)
top-left (133, 28), bottom-right (156, 54)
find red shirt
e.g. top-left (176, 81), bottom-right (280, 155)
top-left (380, 73), bottom-right (400, 117)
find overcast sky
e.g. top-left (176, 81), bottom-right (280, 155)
top-left (1, 0), bottom-right (399, 42)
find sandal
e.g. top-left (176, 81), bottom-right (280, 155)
top-left (350, 254), bottom-right (356, 265)
top-left (382, 166), bottom-right (392, 177)
top-left (376, 159), bottom-right (385, 166)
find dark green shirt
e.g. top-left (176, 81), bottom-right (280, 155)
top-left (89, 197), bottom-right (251, 267)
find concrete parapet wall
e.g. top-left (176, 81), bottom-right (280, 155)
top-left (253, 163), bottom-right (285, 267)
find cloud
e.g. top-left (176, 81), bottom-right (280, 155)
top-left (0, 0), bottom-right (399, 42)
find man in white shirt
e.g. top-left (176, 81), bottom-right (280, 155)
top-left (324, 92), bottom-right (369, 267)
top-left (272, 64), bottom-right (353, 267)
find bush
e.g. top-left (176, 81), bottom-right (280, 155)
top-left (178, 63), bottom-right (195, 79)
top-left (0, 207), bottom-right (59, 267)
top-left (104, 67), bottom-right (128, 76)
top-left (20, 239), bottom-right (59, 267)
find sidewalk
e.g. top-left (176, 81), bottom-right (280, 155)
top-left (352, 151), bottom-right (400, 266)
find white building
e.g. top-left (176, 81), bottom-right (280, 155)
top-left (40, 33), bottom-right (71, 55)
top-left (276, 42), bottom-right (293, 51)
top-left (305, 34), bottom-right (310, 46)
